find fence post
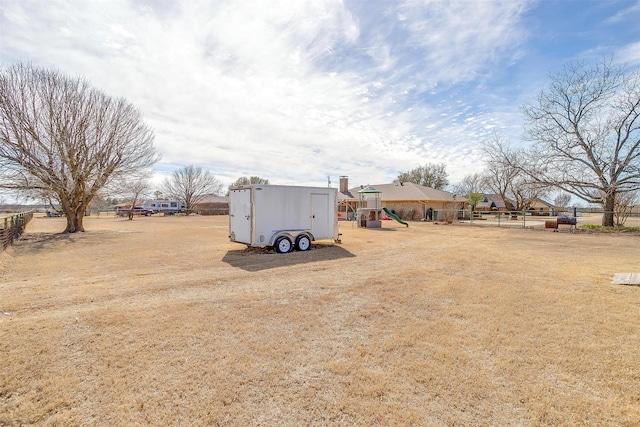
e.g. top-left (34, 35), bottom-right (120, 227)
top-left (10, 216), bottom-right (15, 244)
top-left (1, 211), bottom-right (35, 252)
top-left (2, 218), bottom-right (7, 250)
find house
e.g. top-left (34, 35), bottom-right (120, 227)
top-left (473, 194), bottom-right (553, 216)
top-left (527, 198), bottom-right (554, 216)
top-left (338, 176), bottom-right (462, 221)
top-left (475, 194), bottom-right (515, 212)
top-left (337, 176), bottom-right (358, 220)
top-left (193, 195), bottom-right (229, 215)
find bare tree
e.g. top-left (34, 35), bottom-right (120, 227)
top-left (452, 172), bottom-right (487, 196)
top-left (398, 162), bottom-right (449, 190)
top-left (440, 201), bottom-right (462, 223)
top-left (553, 193), bottom-right (571, 215)
top-left (107, 171), bottom-right (153, 220)
top-left (521, 58), bottom-right (640, 226)
top-left (162, 165), bottom-right (223, 215)
top-left (613, 190), bottom-right (638, 227)
top-left (0, 63), bottom-right (159, 232)
top-left (483, 135), bottom-right (548, 212)
top-left (451, 173), bottom-right (487, 214)
top-left (228, 176), bottom-right (269, 192)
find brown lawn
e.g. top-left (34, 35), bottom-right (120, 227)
top-left (1, 214), bottom-right (639, 426)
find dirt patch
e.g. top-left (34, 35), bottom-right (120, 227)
top-left (1, 214), bottom-right (639, 425)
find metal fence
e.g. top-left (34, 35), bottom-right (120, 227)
top-left (427, 209), bottom-right (572, 229)
top-left (428, 209), bottom-right (638, 229)
top-left (1, 211), bottom-right (34, 251)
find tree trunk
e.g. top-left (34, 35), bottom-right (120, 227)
top-left (64, 210), bottom-right (85, 233)
top-left (602, 192), bottom-right (615, 227)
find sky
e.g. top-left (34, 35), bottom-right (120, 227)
top-left (1, 0), bottom-right (640, 192)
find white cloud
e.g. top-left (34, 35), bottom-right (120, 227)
top-left (617, 41), bottom-right (640, 66)
top-left (391, 0), bottom-right (532, 83)
top-left (3, 0), bottom-right (634, 194)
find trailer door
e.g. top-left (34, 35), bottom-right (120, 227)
top-left (230, 188), bottom-right (252, 244)
top-left (311, 193), bottom-right (330, 239)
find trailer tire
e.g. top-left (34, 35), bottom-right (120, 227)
top-left (295, 235), bottom-right (311, 251)
top-left (274, 236), bottom-right (292, 253)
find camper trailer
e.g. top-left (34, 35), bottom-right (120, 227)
top-left (229, 185), bottom-right (339, 253)
top-left (143, 200), bottom-right (185, 215)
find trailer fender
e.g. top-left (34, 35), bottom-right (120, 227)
top-left (269, 232), bottom-right (294, 247)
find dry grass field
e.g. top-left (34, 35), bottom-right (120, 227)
top-left (1, 214), bottom-right (639, 426)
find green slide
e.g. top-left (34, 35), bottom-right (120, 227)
top-left (383, 207), bottom-right (409, 227)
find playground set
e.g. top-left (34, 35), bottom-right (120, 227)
top-left (356, 186), bottom-right (408, 228)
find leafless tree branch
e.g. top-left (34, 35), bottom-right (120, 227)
top-left (521, 58), bottom-right (640, 226)
top-left (0, 63), bottom-right (159, 232)
top-left (162, 165), bottom-right (223, 215)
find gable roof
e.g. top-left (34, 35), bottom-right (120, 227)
top-left (476, 194), bottom-right (514, 210)
top-left (530, 197), bottom-right (553, 208)
top-left (474, 194), bottom-right (553, 210)
top-left (347, 182), bottom-right (457, 202)
top-left (197, 194), bottom-right (229, 204)
top-left (338, 190), bottom-right (356, 201)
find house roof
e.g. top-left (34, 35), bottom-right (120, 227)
top-left (530, 197), bottom-right (553, 208)
top-left (197, 195), bottom-right (229, 204)
top-left (114, 202), bottom-right (134, 208)
top-left (346, 182), bottom-right (458, 202)
top-left (476, 194), bottom-right (514, 210)
top-left (338, 191), bottom-right (356, 201)
top-left (477, 194), bottom-right (501, 209)
top-left (475, 194), bottom-right (553, 210)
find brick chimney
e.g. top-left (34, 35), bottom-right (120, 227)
top-left (339, 176), bottom-right (348, 193)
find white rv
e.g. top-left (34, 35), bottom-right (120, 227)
top-left (143, 200), bottom-right (185, 215)
top-left (229, 185), bottom-right (339, 253)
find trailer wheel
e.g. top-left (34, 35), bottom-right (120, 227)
top-left (274, 236), bottom-right (292, 253)
top-left (295, 235), bottom-right (311, 251)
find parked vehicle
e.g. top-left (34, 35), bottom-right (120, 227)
top-left (229, 185), bottom-right (339, 253)
top-left (142, 200), bottom-right (185, 215)
top-left (116, 206), bottom-right (153, 217)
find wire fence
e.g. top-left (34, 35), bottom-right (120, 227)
top-left (1, 211), bottom-right (34, 251)
top-left (429, 209), bottom-right (639, 229)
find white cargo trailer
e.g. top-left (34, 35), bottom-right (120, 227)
top-left (229, 185), bottom-right (339, 253)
